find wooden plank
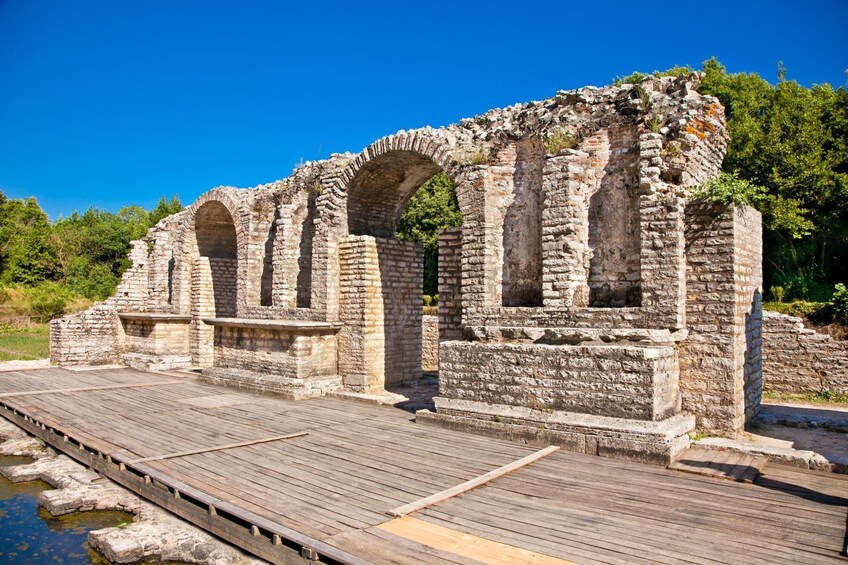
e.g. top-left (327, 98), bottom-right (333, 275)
top-left (0, 379), bottom-right (186, 398)
top-left (375, 515), bottom-right (573, 565)
top-left (377, 516), bottom-right (576, 565)
top-left (388, 446), bottom-right (560, 518)
top-left (107, 458), bottom-right (370, 565)
top-left (123, 432), bottom-right (310, 464)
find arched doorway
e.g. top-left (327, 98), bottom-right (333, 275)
top-left (338, 147), bottom-right (463, 393)
top-left (191, 200), bottom-right (238, 366)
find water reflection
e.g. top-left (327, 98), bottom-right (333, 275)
top-left (0, 456), bottom-right (132, 564)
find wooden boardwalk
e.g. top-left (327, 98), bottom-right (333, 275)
top-left (0, 367), bottom-right (845, 564)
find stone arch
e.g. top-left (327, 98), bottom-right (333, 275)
top-left (170, 189), bottom-right (249, 318)
top-left (334, 132), bottom-right (468, 236)
top-left (328, 132), bottom-right (474, 391)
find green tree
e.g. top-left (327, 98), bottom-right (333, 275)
top-left (148, 195), bottom-right (183, 226)
top-left (0, 195), bottom-right (56, 285)
top-left (396, 173), bottom-right (462, 295)
top-left (616, 59), bottom-right (848, 301)
top-left (699, 58), bottom-right (848, 299)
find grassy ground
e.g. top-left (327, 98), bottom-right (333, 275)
top-left (0, 324), bottom-right (50, 361)
top-left (763, 390), bottom-right (848, 405)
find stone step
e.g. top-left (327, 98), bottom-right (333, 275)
top-left (668, 448), bottom-right (768, 483)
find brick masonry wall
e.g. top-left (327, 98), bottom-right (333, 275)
top-left (422, 314), bottom-right (438, 372)
top-left (680, 202), bottom-right (763, 435)
top-left (50, 240), bottom-right (150, 365)
top-left (439, 341), bottom-right (680, 421)
top-left (762, 311), bottom-right (848, 394)
top-left (438, 227), bottom-right (463, 341)
top-left (213, 327), bottom-right (337, 378)
top-left (338, 236), bottom-right (423, 391)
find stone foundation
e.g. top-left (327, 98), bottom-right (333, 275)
top-left (417, 399), bottom-right (693, 466)
top-left (117, 313), bottom-right (192, 371)
top-left (198, 318), bottom-right (342, 398)
top-left (440, 340), bottom-right (681, 421)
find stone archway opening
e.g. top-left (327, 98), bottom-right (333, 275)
top-left (191, 201), bottom-right (238, 366)
top-left (339, 150), bottom-right (463, 398)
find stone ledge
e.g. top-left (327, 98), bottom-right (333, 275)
top-left (120, 352), bottom-right (192, 372)
top-left (693, 437), bottom-right (841, 473)
top-left (201, 318), bottom-right (342, 333)
top-left (118, 312), bottom-right (192, 322)
top-left (199, 367), bottom-right (341, 400)
top-left (417, 397), bottom-right (694, 466)
top-left (464, 326), bottom-right (689, 345)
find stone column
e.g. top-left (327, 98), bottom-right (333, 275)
top-left (190, 258), bottom-right (215, 367)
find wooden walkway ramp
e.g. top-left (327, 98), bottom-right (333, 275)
top-left (0, 367), bottom-right (845, 564)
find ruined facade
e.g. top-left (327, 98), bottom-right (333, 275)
top-left (51, 76), bottom-right (763, 464)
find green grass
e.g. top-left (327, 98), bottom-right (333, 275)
top-left (764, 389), bottom-right (848, 405)
top-left (0, 324), bottom-right (50, 360)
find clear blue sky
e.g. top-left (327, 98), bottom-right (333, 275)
top-left (1, 0), bottom-right (846, 220)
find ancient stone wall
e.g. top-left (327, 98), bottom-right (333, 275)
top-left (680, 203), bottom-right (762, 436)
top-left (437, 227), bottom-right (463, 342)
top-left (337, 236), bottom-right (422, 390)
top-left (51, 75), bottom-right (770, 464)
top-left (422, 315), bottom-right (439, 372)
top-left (50, 239), bottom-right (150, 365)
top-left (212, 327), bottom-right (337, 379)
top-left (440, 341), bottom-right (680, 421)
top-left (762, 311), bottom-right (848, 394)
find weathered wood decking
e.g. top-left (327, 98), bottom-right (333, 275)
top-left (0, 367), bottom-right (845, 564)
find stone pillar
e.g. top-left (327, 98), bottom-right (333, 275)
top-left (541, 153), bottom-right (594, 308)
top-left (272, 204), bottom-right (297, 308)
top-left (438, 227), bottom-right (463, 342)
top-left (638, 133), bottom-right (686, 329)
top-left (680, 202), bottom-right (763, 435)
top-left (190, 258), bottom-right (215, 367)
top-left (337, 236), bottom-right (423, 391)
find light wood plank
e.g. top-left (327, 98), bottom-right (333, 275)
top-left (377, 516), bottom-right (575, 565)
top-left (0, 379), bottom-right (186, 398)
top-left (388, 446), bottom-right (560, 518)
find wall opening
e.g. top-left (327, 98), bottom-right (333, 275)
top-left (296, 192), bottom-right (316, 308)
top-left (341, 151), bottom-right (462, 398)
top-left (260, 208), bottom-right (277, 307)
top-left (194, 201), bottom-right (238, 317)
top-left (587, 127), bottom-right (642, 307)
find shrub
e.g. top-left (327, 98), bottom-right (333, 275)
top-left (545, 129), bottom-right (582, 155)
top-left (832, 283), bottom-right (848, 323)
top-left (26, 281), bottom-right (71, 322)
top-left (770, 286), bottom-right (786, 303)
top-left (422, 295), bottom-right (432, 307)
top-left (691, 172), bottom-right (766, 208)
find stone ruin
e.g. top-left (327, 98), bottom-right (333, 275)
top-left (50, 76), bottom-right (764, 464)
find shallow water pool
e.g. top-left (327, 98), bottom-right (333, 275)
top-left (0, 456), bottom-right (133, 564)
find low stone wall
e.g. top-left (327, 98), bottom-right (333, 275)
top-left (762, 311), bottom-right (848, 394)
top-left (50, 305), bottom-right (119, 365)
top-left (422, 315), bottom-right (438, 372)
top-left (440, 341), bottom-right (680, 421)
top-left (212, 326), bottom-right (338, 379)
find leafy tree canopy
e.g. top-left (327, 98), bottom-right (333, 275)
top-left (396, 172), bottom-right (462, 295)
top-left (617, 58), bottom-right (848, 301)
top-left (0, 193), bottom-right (183, 301)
